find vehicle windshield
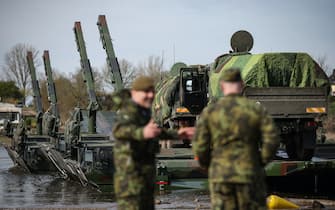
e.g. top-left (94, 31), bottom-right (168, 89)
top-left (0, 112), bottom-right (20, 121)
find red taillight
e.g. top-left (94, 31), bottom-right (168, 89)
top-left (156, 181), bottom-right (169, 185)
top-left (306, 121), bottom-right (317, 127)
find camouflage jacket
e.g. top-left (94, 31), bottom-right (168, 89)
top-left (192, 94), bottom-right (279, 183)
top-left (112, 97), bottom-right (178, 174)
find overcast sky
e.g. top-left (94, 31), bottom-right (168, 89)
top-left (1, 0), bottom-right (334, 77)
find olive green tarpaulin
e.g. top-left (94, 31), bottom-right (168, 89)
top-left (209, 52), bottom-right (329, 98)
top-left (153, 53), bottom-right (330, 124)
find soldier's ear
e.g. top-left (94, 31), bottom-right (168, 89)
top-left (220, 81), bottom-right (225, 92)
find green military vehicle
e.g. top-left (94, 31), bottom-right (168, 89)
top-left (209, 31), bottom-right (329, 160)
top-left (63, 17), bottom-right (120, 186)
top-left (4, 51), bottom-right (65, 173)
top-left (154, 30), bottom-right (334, 191)
top-left (155, 30), bottom-right (329, 160)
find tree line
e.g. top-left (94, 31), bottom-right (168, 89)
top-left (0, 43), bottom-right (168, 123)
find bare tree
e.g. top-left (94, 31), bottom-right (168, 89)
top-left (136, 55), bottom-right (167, 83)
top-left (2, 43), bottom-right (40, 105)
top-left (66, 67), bottom-right (104, 107)
top-left (38, 70), bottom-right (82, 123)
top-left (102, 58), bottom-right (138, 90)
top-left (102, 56), bottom-right (168, 91)
top-left (317, 55), bottom-right (331, 75)
top-left (68, 68), bottom-right (89, 107)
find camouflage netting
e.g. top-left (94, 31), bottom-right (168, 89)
top-left (152, 75), bottom-right (179, 126)
top-left (210, 52), bottom-right (330, 98)
top-left (152, 62), bottom-right (187, 126)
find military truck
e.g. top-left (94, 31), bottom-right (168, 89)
top-left (0, 102), bottom-right (22, 136)
top-left (4, 51), bottom-right (61, 173)
top-left (62, 16), bottom-right (123, 186)
top-left (208, 31), bottom-right (329, 160)
top-left (154, 31), bottom-right (329, 161)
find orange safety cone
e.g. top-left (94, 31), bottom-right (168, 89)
top-left (267, 195), bottom-right (299, 209)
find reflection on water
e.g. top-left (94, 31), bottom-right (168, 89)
top-left (156, 189), bottom-right (211, 209)
top-left (0, 146), bottom-right (116, 208)
top-left (2, 145), bottom-right (335, 209)
top-left (0, 146), bottom-right (211, 209)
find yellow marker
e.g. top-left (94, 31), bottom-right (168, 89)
top-left (267, 195), bottom-right (299, 209)
top-left (176, 107), bottom-right (190, 113)
top-left (306, 107), bottom-right (326, 113)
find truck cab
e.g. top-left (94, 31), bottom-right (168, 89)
top-left (0, 102), bottom-right (22, 136)
top-left (177, 67), bottom-right (208, 122)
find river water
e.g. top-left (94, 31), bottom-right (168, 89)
top-left (0, 146), bottom-right (211, 209)
top-left (1, 145), bottom-right (335, 210)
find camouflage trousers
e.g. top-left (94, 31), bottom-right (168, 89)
top-left (114, 164), bottom-right (156, 210)
top-left (209, 182), bottom-right (267, 210)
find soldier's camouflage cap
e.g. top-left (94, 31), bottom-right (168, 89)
top-left (132, 76), bottom-right (155, 91)
top-left (220, 68), bottom-right (242, 82)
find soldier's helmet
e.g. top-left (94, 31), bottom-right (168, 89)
top-left (132, 76), bottom-right (155, 91)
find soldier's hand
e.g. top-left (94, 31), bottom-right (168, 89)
top-left (143, 119), bottom-right (162, 139)
top-left (177, 127), bottom-right (195, 140)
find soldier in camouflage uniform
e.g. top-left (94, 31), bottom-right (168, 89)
top-left (192, 68), bottom-right (279, 210)
top-left (112, 76), bottom-right (194, 210)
